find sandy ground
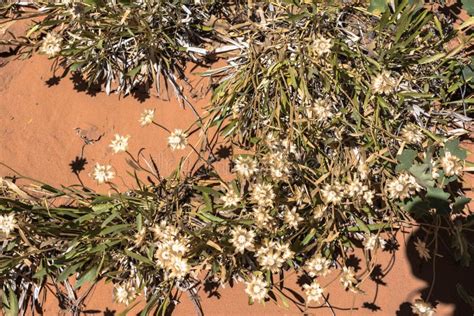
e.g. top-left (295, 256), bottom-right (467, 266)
top-left (0, 25), bottom-right (473, 316)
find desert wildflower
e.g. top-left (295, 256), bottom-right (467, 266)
top-left (340, 266), bottom-right (357, 291)
top-left (440, 151), bottom-right (463, 177)
top-left (306, 98), bottom-right (333, 122)
top-left (230, 226), bottom-right (255, 254)
top-left (321, 183), bottom-right (344, 205)
top-left (234, 156), bottom-right (258, 178)
top-left (363, 234), bottom-right (387, 251)
top-left (313, 35), bottom-right (332, 56)
top-left (412, 299), bottom-right (435, 316)
top-left (253, 207), bottom-right (272, 228)
top-left (414, 238), bottom-right (431, 261)
top-left (168, 256), bottom-right (190, 279)
top-left (0, 214), bottom-right (16, 237)
top-left (313, 205), bottom-right (326, 220)
top-left (168, 129), bottom-right (188, 150)
top-left (305, 255), bottom-right (331, 277)
top-left (363, 190), bottom-right (375, 206)
top-left (251, 183), bottom-right (275, 207)
top-left (284, 207), bottom-right (303, 229)
top-left (109, 134), bottom-right (130, 153)
top-left (92, 163), bottom-right (115, 184)
top-left (345, 177), bottom-right (367, 197)
top-left (244, 274), bottom-right (268, 303)
top-left (113, 282), bottom-right (137, 306)
top-left (139, 109), bottom-right (155, 126)
top-left (221, 189), bottom-right (241, 208)
top-left (371, 71), bottom-right (397, 95)
top-left (386, 173), bottom-right (422, 200)
top-left (256, 240), bottom-right (293, 272)
top-left (39, 33), bottom-right (62, 58)
top-left (303, 281), bottom-right (324, 304)
top-left (401, 124), bottom-right (424, 144)
top-left (134, 228), bottom-right (146, 247)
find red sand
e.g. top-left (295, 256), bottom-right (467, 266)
top-left (1, 38), bottom-right (473, 316)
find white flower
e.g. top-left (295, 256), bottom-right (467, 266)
top-left (168, 129), bottom-right (188, 150)
top-left (371, 71), bottom-right (397, 95)
top-left (221, 189), bottom-right (241, 208)
top-left (244, 274), bottom-right (268, 303)
top-left (109, 134), bottom-right (130, 153)
top-left (256, 240), bottom-right (293, 272)
top-left (91, 163), bottom-right (115, 184)
top-left (386, 173), bottom-right (422, 200)
top-left (305, 255), bottom-right (331, 277)
top-left (114, 282), bottom-right (137, 306)
top-left (340, 266), bottom-right (357, 291)
top-left (313, 35), bottom-right (332, 56)
top-left (39, 33), bottom-right (62, 58)
top-left (251, 183), bottom-right (275, 207)
top-left (284, 207), bottom-right (303, 229)
top-left (234, 156), bottom-right (258, 178)
top-left (230, 226), bottom-right (255, 254)
top-left (168, 256), bottom-right (190, 279)
top-left (412, 299), bottom-right (435, 316)
top-left (253, 207), bottom-right (272, 228)
top-left (440, 151), bottom-right (463, 177)
top-left (345, 178), bottom-right (367, 197)
top-left (303, 281), bottom-right (324, 304)
top-left (313, 205), bottom-right (326, 220)
top-left (363, 234), bottom-right (386, 251)
top-left (401, 124), bottom-right (424, 144)
top-left (139, 109), bottom-right (155, 126)
top-left (363, 190), bottom-right (375, 206)
top-left (306, 98), bottom-right (333, 122)
top-left (414, 238), bottom-right (431, 261)
top-left (0, 214), bottom-right (17, 237)
top-left (321, 183), bottom-right (344, 205)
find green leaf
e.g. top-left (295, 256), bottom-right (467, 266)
top-left (396, 149), bottom-right (417, 172)
top-left (74, 265), bottom-right (98, 289)
top-left (445, 139), bottom-right (467, 160)
top-left (452, 196), bottom-right (471, 213)
top-left (462, 0), bottom-right (474, 16)
top-left (426, 187), bottom-right (450, 214)
top-left (99, 224), bottom-right (130, 236)
top-left (301, 228), bottom-right (316, 246)
top-left (402, 196), bottom-right (430, 217)
top-left (409, 163), bottom-right (435, 188)
top-left (368, 0), bottom-right (389, 14)
top-left (124, 249), bottom-right (153, 265)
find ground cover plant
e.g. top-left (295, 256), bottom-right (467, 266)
top-left (0, 0), bottom-right (473, 315)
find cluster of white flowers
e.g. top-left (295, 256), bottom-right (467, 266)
top-left (0, 214), bottom-right (16, 237)
top-left (139, 108), bottom-right (155, 127)
top-left (262, 151), bottom-right (291, 180)
top-left (340, 266), bottom-right (358, 291)
top-left (401, 124), bottom-right (424, 145)
top-left (313, 35), bottom-right (333, 56)
top-left (371, 71), bottom-right (397, 95)
top-left (168, 129), bottom-right (188, 150)
top-left (221, 189), bottom-right (241, 208)
top-left (363, 234), bottom-right (387, 251)
top-left (320, 183), bottom-right (344, 205)
top-left (303, 281), bottom-right (325, 304)
top-left (411, 299), bottom-right (435, 316)
top-left (152, 221), bottom-right (190, 280)
top-left (113, 282), bottom-right (138, 306)
top-left (234, 156), bottom-right (258, 178)
top-left (283, 207), bottom-right (303, 229)
top-left (251, 183), bottom-right (275, 207)
top-left (305, 98), bottom-right (333, 122)
top-left (39, 33), bottom-right (62, 58)
top-left (255, 240), bottom-right (294, 272)
top-left (230, 226), bottom-right (256, 254)
top-left (305, 254), bottom-right (331, 277)
top-left (91, 163), bottom-right (115, 184)
top-left (109, 134), bottom-right (130, 154)
top-left (244, 274), bottom-right (268, 303)
top-left (386, 173), bottom-right (422, 200)
top-left (439, 151), bottom-right (463, 177)
top-left (313, 205), bottom-right (326, 220)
